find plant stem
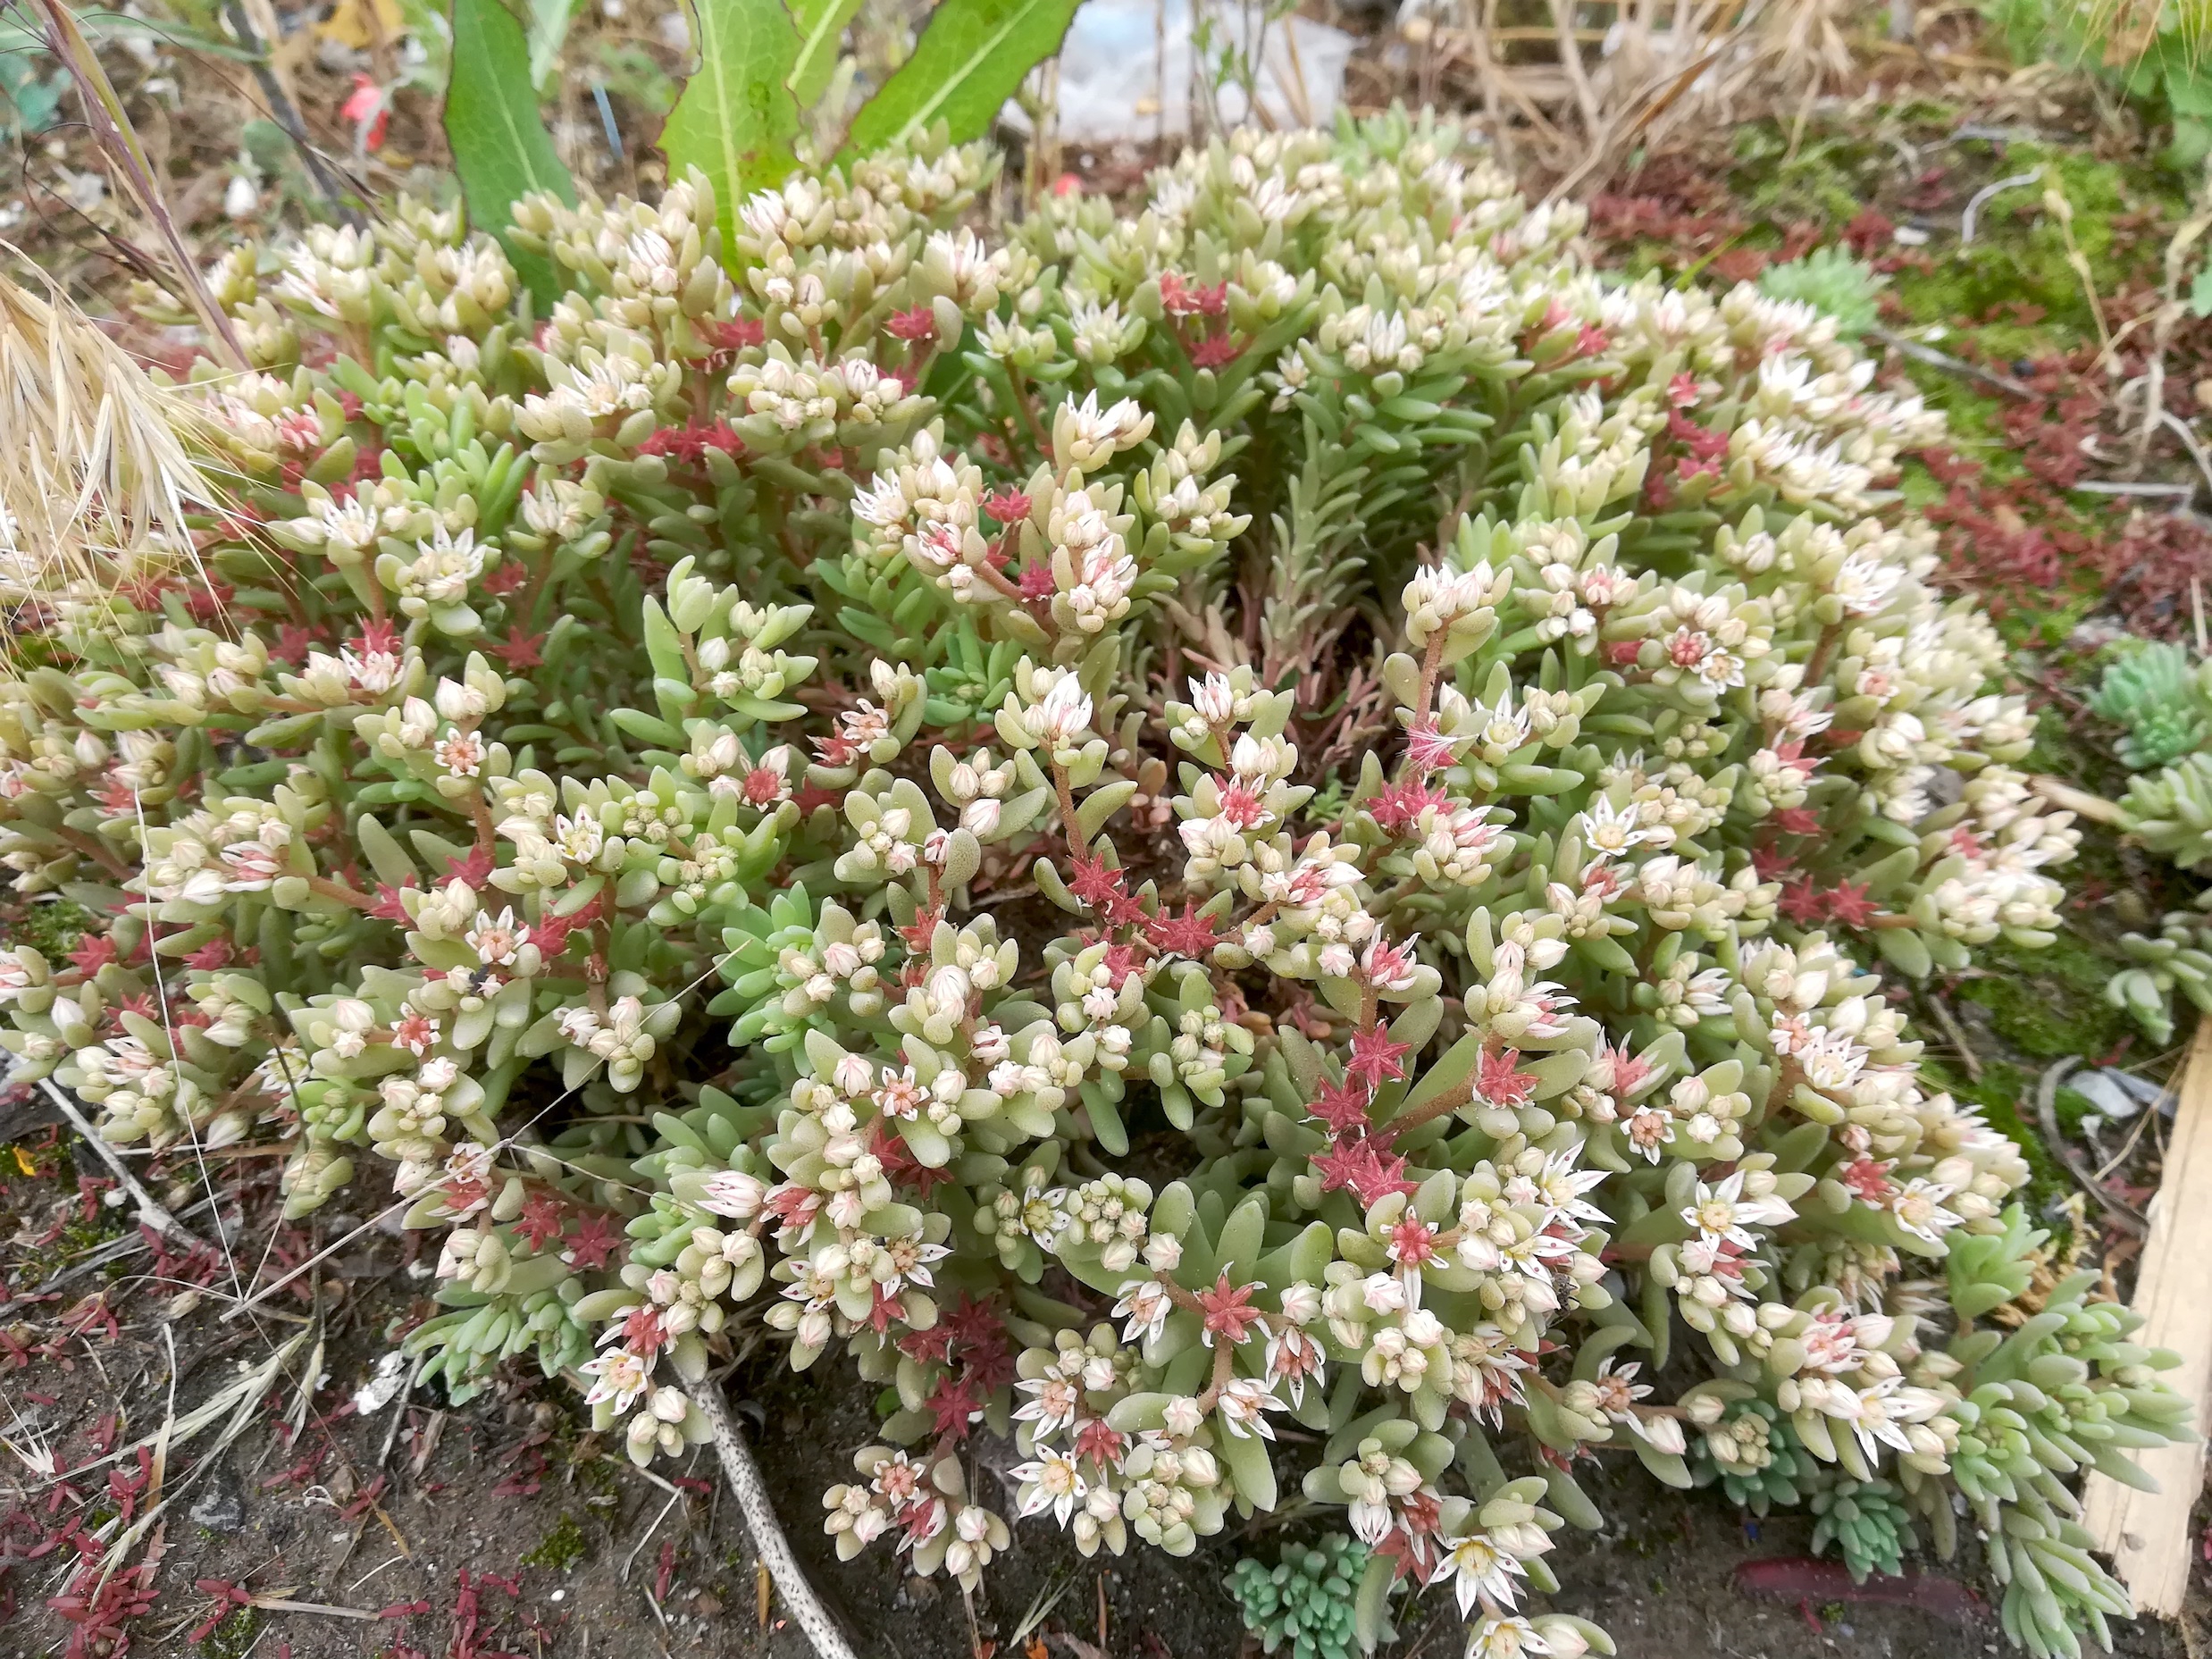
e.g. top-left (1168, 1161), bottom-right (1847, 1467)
top-left (1051, 761), bottom-right (1083, 855)
top-left (1407, 633), bottom-right (1447, 734)
top-left (1008, 364), bottom-right (1050, 458)
top-left (1805, 622), bottom-right (1842, 688)
top-left (308, 874), bottom-right (379, 911)
top-left (222, 0), bottom-right (363, 222)
top-left (694, 1382), bottom-right (862, 1659)
top-left (34, 0), bottom-right (249, 370)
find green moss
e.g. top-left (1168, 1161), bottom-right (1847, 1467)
top-left (2050, 1085), bottom-right (2099, 1140)
top-left (1730, 128), bottom-right (1888, 225)
top-left (1955, 935), bottom-right (2132, 1062)
top-left (523, 1511), bottom-right (589, 1571)
top-left (1892, 146), bottom-right (2169, 340)
top-left (199, 1607), bottom-right (264, 1657)
top-left (2, 894), bottom-right (93, 959)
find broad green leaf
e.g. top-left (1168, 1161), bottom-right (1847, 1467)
top-left (445, 0), bottom-right (574, 305)
top-left (526, 0), bottom-right (584, 92)
top-left (787, 0), bottom-right (864, 108)
top-left (840, 0), bottom-right (1079, 156)
top-left (661, 0), bottom-right (802, 269)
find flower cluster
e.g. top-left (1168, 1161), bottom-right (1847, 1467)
top-left (0, 114), bottom-right (2173, 1659)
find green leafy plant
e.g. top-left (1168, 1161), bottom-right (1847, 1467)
top-left (1985, 0), bottom-right (2212, 167)
top-left (1227, 1534), bottom-right (1371, 1659)
top-left (2064, 635), bottom-right (2212, 1037)
top-left (2111, 890), bottom-right (2212, 1042)
top-left (446, 0), bottom-right (578, 305)
top-left (0, 46), bottom-right (67, 140)
top-left (1756, 247), bottom-right (1885, 340)
top-left (1688, 1397), bottom-right (1816, 1514)
top-left (4, 114), bottom-right (2183, 1659)
top-left (1935, 1212), bottom-right (2187, 1655)
top-left (438, 0), bottom-right (1084, 276)
top-left (2090, 637), bottom-right (2212, 768)
top-left (840, 0), bottom-right (1083, 160)
top-left (1809, 1475), bottom-right (1916, 1582)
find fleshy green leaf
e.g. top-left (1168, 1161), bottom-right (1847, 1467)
top-left (840, 0), bottom-right (1079, 156)
top-left (445, 0), bottom-right (574, 305)
top-left (660, 0), bottom-right (802, 268)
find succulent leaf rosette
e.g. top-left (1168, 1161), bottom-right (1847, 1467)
top-left (0, 114), bottom-right (2180, 1659)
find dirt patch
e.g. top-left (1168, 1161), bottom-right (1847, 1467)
top-left (4, 1143), bottom-right (2208, 1659)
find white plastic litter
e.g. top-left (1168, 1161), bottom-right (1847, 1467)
top-left (2067, 1067), bottom-right (2174, 1137)
top-left (1017, 0), bottom-right (1358, 146)
top-left (2069, 1068), bottom-right (2141, 1127)
top-left (350, 1349), bottom-right (410, 1415)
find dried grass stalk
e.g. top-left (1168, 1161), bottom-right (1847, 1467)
top-left (25, 0), bottom-right (248, 369)
top-left (0, 261), bottom-right (217, 620)
top-left (1457, 0), bottom-right (1862, 192)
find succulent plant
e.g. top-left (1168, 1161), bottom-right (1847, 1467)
top-left (2115, 750), bottom-right (2212, 870)
top-left (1689, 1396), bottom-right (1816, 1514)
top-left (1809, 1474), bottom-right (1916, 1581)
top-left (0, 114), bottom-right (2174, 1659)
top-left (1227, 1533), bottom-right (1372, 1659)
top-left (2090, 639), bottom-right (2212, 771)
top-left (1756, 248), bottom-right (1885, 341)
top-left (1903, 1207), bottom-right (2189, 1658)
top-left (2111, 891), bottom-right (2212, 1044)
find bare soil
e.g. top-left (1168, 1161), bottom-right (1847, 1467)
top-left (2, 1124), bottom-right (2206, 1659)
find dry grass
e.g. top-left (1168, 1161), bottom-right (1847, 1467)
top-left (1387, 0), bottom-right (1863, 191)
top-left (0, 260), bottom-right (217, 629)
top-left (2068, 0), bottom-right (2212, 70)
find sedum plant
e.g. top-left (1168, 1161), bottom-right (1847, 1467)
top-left (2086, 638), bottom-right (2212, 1039)
top-left (1931, 1211), bottom-right (2188, 1656)
top-left (2111, 750), bottom-right (2212, 870)
top-left (2090, 636), bottom-right (2212, 875)
top-left (1688, 1395), bottom-right (1816, 1513)
top-left (1227, 1533), bottom-right (1371, 1659)
top-left (2111, 891), bottom-right (2212, 1044)
top-left (1755, 249), bottom-right (1884, 343)
top-left (0, 113), bottom-right (2174, 1659)
top-left (1808, 1474), bottom-right (1916, 1582)
top-left (2089, 638), bottom-right (2212, 773)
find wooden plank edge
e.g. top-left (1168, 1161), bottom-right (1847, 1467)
top-left (2080, 1019), bottom-right (2212, 1617)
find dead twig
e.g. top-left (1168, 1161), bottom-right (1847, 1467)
top-left (2037, 1057), bottom-right (2149, 1236)
top-left (694, 1382), bottom-right (861, 1659)
top-left (2129, 160), bottom-right (2212, 473)
top-left (2152, 408), bottom-right (2212, 500)
top-left (1958, 166), bottom-right (2043, 245)
top-left (219, 0), bottom-right (367, 222)
top-left (42, 1079), bottom-right (205, 1248)
top-left (2043, 180), bottom-right (2116, 370)
top-left (623, 1452), bottom-right (700, 1583)
top-left (1868, 327), bottom-right (2035, 398)
top-left (1549, 0), bottom-right (1602, 138)
top-left (373, 1353), bottom-right (426, 1471)
top-left (244, 1596), bottom-right (388, 1621)
top-left (1923, 993), bottom-right (1984, 1084)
